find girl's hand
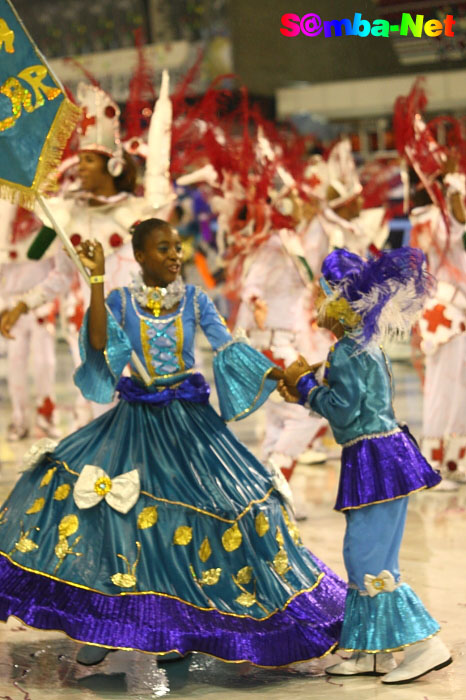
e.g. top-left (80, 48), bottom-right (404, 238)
top-left (77, 240), bottom-right (105, 275)
top-left (269, 366), bottom-right (284, 381)
top-left (277, 379), bottom-right (300, 403)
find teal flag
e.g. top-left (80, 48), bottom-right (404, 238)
top-left (0, 0), bottom-right (80, 207)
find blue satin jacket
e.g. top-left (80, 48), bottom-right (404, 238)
top-left (303, 336), bottom-right (398, 445)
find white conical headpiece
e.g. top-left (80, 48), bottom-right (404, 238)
top-left (76, 83), bottom-right (124, 176)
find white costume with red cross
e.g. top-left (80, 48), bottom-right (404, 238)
top-left (410, 202), bottom-right (466, 480)
top-left (236, 219), bottom-right (333, 474)
top-left (0, 201), bottom-right (59, 438)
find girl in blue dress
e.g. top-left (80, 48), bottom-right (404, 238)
top-left (278, 247), bottom-right (452, 684)
top-left (0, 218), bottom-right (345, 668)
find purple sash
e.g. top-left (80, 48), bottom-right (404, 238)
top-left (117, 373), bottom-right (210, 406)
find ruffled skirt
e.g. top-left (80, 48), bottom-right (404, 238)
top-left (0, 398), bottom-right (345, 666)
top-left (335, 428), bottom-right (442, 511)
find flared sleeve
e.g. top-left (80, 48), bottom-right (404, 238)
top-left (74, 289), bottom-right (133, 403)
top-left (196, 289), bottom-right (277, 421)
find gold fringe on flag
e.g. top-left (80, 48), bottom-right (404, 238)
top-left (0, 98), bottom-right (81, 210)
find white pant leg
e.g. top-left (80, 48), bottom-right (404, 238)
top-left (261, 398), bottom-right (287, 462)
top-left (7, 315), bottom-right (31, 428)
top-left (262, 397), bottom-right (326, 461)
top-left (423, 335), bottom-right (466, 438)
top-left (30, 318), bottom-right (56, 408)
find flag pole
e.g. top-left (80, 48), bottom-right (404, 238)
top-left (37, 195), bottom-right (152, 387)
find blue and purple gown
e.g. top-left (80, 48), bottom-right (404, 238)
top-left (0, 284), bottom-right (345, 666)
top-left (298, 335), bottom-right (442, 653)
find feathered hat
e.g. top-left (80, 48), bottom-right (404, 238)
top-left (319, 247), bottom-right (433, 346)
top-left (76, 83), bottom-right (125, 177)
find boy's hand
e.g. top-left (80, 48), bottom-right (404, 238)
top-left (284, 355), bottom-right (312, 387)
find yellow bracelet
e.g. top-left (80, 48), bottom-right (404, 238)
top-left (90, 275), bottom-right (105, 284)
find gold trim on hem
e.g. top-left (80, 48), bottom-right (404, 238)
top-left (342, 427), bottom-right (402, 448)
top-left (0, 615), bottom-right (338, 669)
top-left (336, 486), bottom-right (428, 512)
top-left (227, 366), bottom-right (276, 422)
top-left (0, 550), bottom-right (326, 621)
top-left (338, 630), bottom-right (440, 655)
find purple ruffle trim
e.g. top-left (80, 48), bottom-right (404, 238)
top-left (0, 555), bottom-right (345, 666)
top-left (117, 373), bottom-right (210, 406)
top-left (335, 429), bottom-right (441, 511)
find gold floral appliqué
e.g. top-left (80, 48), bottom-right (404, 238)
top-left (198, 536), bottom-right (212, 563)
top-left (26, 498), bottom-right (45, 515)
top-left (111, 541), bottom-right (141, 590)
top-left (40, 467), bottom-right (57, 488)
top-left (173, 526), bottom-right (193, 545)
top-left (281, 506), bottom-right (301, 546)
top-left (9, 522), bottom-right (40, 556)
top-left (255, 512), bottom-right (270, 537)
top-left (54, 514), bottom-right (82, 573)
top-left (54, 484), bottom-right (71, 501)
top-left (232, 566), bottom-right (268, 614)
top-left (222, 522), bottom-right (242, 552)
top-left (137, 506), bottom-right (158, 529)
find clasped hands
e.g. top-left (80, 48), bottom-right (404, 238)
top-left (276, 355), bottom-right (322, 403)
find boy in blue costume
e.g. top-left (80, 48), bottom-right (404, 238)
top-left (0, 218), bottom-right (345, 668)
top-left (278, 247), bottom-right (452, 684)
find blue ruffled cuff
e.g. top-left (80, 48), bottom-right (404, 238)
top-left (213, 341), bottom-right (276, 421)
top-left (297, 372), bottom-right (319, 406)
top-left (340, 584), bottom-right (440, 652)
top-left (74, 309), bottom-right (133, 404)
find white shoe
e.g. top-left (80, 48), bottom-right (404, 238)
top-left (444, 470), bottom-right (466, 485)
top-left (382, 636), bottom-right (452, 684)
top-left (34, 414), bottom-right (60, 440)
top-left (293, 505), bottom-right (308, 522)
top-left (7, 423), bottom-right (29, 442)
top-left (297, 449), bottom-right (328, 465)
top-left (434, 479), bottom-right (459, 492)
top-left (326, 652), bottom-right (397, 677)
